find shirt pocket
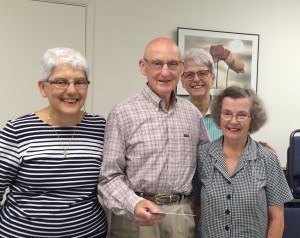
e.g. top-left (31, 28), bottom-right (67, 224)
top-left (250, 161), bottom-right (267, 191)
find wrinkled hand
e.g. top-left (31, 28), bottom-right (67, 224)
top-left (259, 141), bottom-right (278, 155)
top-left (134, 199), bottom-right (165, 226)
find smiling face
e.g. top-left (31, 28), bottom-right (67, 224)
top-left (139, 38), bottom-right (183, 104)
top-left (220, 97), bottom-right (251, 142)
top-left (181, 63), bottom-right (215, 99)
top-left (38, 64), bottom-right (88, 119)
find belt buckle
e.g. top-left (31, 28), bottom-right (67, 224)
top-left (154, 193), bottom-right (179, 205)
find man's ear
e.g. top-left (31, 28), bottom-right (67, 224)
top-left (179, 61), bottom-right (184, 76)
top-left (38, 80), bottom-right (48, 98)
top-left (181, 77), bottom-right (186, 89)
top-left (139, 59), bottom-right (147, 76)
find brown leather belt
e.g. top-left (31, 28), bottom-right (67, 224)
top-left (135, 192), bottom-right (187, 205)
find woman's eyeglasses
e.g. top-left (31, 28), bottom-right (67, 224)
top-left (221, 111), bottom-right (251, 122)
top-left (45, 78), bottom-right (90, 89)
top-left (182, 70), bottom-right (210, 81)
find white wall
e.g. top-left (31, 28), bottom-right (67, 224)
top-left (90, 0), bottom-right (300, 166)
top-left (2, 0), bottom-right (300, 166)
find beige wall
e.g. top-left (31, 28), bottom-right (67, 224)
top-left (2, 0), bottom-right (300, 166)
top-left (92, 0), bottom-right (300, 166)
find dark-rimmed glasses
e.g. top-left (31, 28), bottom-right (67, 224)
top-left (182, 70), bottom-right (210, 81)
top-left (221, 111), bottom-right (251, 122)
top-left (143, 58), bottom-right (182, 70)
top-left (45, 78), bottom-right (90, 89)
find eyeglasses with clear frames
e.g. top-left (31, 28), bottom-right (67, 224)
top-left (221, 111), bottom-right (251, 122)
top-left (45, 78), bottom-right (90, 89)
top-left (182, 70), bottom-right (210, 81)
top-left (143, 58), bottom-right (182, 70)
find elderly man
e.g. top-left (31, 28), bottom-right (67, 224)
top-left (98, 37), bottom-right (210, 238)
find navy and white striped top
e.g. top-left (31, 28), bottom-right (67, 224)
top-left (0, 113), bottom-right (107, 238)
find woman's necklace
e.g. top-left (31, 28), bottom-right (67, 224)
top-left (48, 111), bottom-right (77, 158)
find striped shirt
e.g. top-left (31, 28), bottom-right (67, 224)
top-left (193, 136), bottom-right (293, 238)
top-left (0, 113), bottom-right (107, 238)
top-left (98, 85), bottom-right (210, 219)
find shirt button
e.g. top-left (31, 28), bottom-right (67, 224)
top-left (228, 181), bottom-right (231, 185)
top-left (225, 225), bottom-right (230, 231)
top-left (227, 194), bottom-right (231, 200)
top-left (225, 209), bottom-right (230, 215)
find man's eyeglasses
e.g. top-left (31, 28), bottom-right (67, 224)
top-left (221, 111), bottom-right (251, 122)
top-left (182, 70), bottom-right (210, 81)
top-left (45, 78), bottom-right (90, 89)
top-left (143, 58), bottom-right (182, 70)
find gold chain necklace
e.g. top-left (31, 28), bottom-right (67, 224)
top-left (48, 111), bottom-right (77, 158)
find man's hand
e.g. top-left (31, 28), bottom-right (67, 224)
top-left (134, 199), bottom-right (165, 226)
top-left (259, 141), bottom-right (278, 155)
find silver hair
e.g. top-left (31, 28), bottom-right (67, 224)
top-left (183, 48), bottom-right (216, 75)
top-left (40, 47), bottom-right (88, 80)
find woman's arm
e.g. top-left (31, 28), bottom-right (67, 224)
top-left (267, 204), bottom-right (284, 238)
top-left (0, 122), bottom-right (21, 202)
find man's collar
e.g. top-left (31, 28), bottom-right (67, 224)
top-left (142, 84), bottom-right (177, 111)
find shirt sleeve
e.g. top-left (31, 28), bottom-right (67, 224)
top-left (191, 160), bottom-right (201, 199)
top-left (97, 108), bottom-right (143, 220)
top-left (192, 143), bottom-right (210, 199)
top-left (0, 121), bottom-right (21, 201)
top-left (191, 110), bottom-right (210, 199)
top-left (264, 148), bottom-right (293, 206)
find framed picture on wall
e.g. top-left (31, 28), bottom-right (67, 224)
top-left (177, 27), bottom-right (259, 96)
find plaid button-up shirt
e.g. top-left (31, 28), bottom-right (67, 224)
top-left (98, 85), bottom-right (210, 219)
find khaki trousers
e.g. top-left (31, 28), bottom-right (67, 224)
top-left (108, 198), bottom-right (195, 238)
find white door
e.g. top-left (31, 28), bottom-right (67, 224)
top-left (0, 0), bottom-right (88, 128)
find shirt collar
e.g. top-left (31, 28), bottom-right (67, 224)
top-left (209, 135), bottom-right (256, 161)
top-left (142, 84), bottom-right (177, 112)
top-left (207, 94), bottom-right (212, 115)
top-left (188, 94), bottom-right (213, 116)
